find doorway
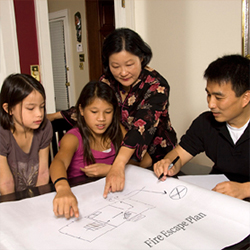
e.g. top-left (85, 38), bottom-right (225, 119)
top-left (47, 0), bottom-right (115, 110)
top-left (85, 0), bottom-right (115, 81)
top-left (49, 10), bottom-right (74, 111)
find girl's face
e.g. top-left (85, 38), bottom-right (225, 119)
top-left (109, 50), bottom-right (142, 89)
top-left (11, 90), bottom-right (45, 131)
top-left (80, 97), bottom-right (114, 138)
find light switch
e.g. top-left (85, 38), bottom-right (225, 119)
top-left (77, 43), bottom-right (83, 52)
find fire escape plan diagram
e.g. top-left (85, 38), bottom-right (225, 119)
top-left (58, 186), bottom-right (186, 242)
top-left (0, 165), bottom-right (249, 250)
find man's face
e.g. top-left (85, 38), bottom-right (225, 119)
top-left (205, 80), bottom-right (247, 128)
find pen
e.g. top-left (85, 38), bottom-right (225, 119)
top-left (158, 156), bottom-right (180, 180)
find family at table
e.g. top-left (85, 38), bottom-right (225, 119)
top-left (0, 28), bottom-right (249, 219)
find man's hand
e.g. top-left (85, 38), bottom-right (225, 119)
top-left (153, 158), bottom-right (180, 181)
top-left (153, 146), bottom-right (191, 181)
top-left (212, 181), bottom-right (250, 200)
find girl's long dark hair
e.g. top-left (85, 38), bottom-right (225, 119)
top-left (75, 81), bottom-right (122, 165)
top-left (0, 74), bottom-right (47, 132)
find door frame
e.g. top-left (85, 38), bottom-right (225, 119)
top-left (114, 0), bottom-right (135, 28)
top-left (34, 0), bottom-right (55, 113)
top-left (49, 9), bottom-right (75, 108)
top-left (0, 0), bottom-right (20, 86)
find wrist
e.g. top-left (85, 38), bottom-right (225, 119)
top-left (113, 146), bottom-right (135, 168)
top-left (53, 177), bottom-right (70, 192)
top-left (112, 160), bottom-right (126, 170)
top-left (53, 177), bottom-right (68, 186)
top-left (242, 182), bottom-right (250, 199)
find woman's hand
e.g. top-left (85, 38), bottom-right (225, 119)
top-left (53, 185), bottom-right (79, 219)
top-left (103, 165), bottom-right (125, 198)
top-left (81, 163), bottom-right (111, 178)
top-left (102, 146), bottom-right (135, 198)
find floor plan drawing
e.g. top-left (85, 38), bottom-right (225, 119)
top-left (1, 165), bottom-right (249, 250)
top-left (59, 187), bottom-right (169, 242)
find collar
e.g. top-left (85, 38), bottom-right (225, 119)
top-left (212, 113), bottom-right (250, 145)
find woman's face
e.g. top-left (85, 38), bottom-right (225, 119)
top-left (109, 50), bottom-right (142, 88)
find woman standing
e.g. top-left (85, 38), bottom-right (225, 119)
top-left (101, 28), bottom-right (177, 197)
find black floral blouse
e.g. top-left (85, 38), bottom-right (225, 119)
top-left (100, 67), bottom-right (177, 163)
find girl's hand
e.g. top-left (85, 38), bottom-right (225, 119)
top-left (53, 186), bottom-right (79, 219)
top-left (81, 164), bottom-right (111, 178)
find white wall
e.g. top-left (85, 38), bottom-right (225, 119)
top-left (132, 0), bottom-right (241, 166)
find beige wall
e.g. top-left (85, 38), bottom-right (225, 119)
top-left (133, 0), bottom-right (241, 166)
top-left (48, 0), bottom-right (90, 104)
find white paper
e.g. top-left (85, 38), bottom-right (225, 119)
top-left (0, 165), bottom-right (249, 250)
top-left (178, 174), bottom-right (229, 190)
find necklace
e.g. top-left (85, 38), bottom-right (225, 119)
top-left (119, 83), bottom-right (130, 94)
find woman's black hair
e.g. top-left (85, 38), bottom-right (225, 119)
top-left (0, 73), bottom-right (47, 132)
top-left (102, 27), bottom-right (152, 78)
top-left (75, 81), bottom-right (122, 165)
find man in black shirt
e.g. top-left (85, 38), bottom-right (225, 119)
top-left (154, 54), bottom-right (250, 200)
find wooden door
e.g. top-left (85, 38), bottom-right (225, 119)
top-left (85, 0), bottom-right (115, 81)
